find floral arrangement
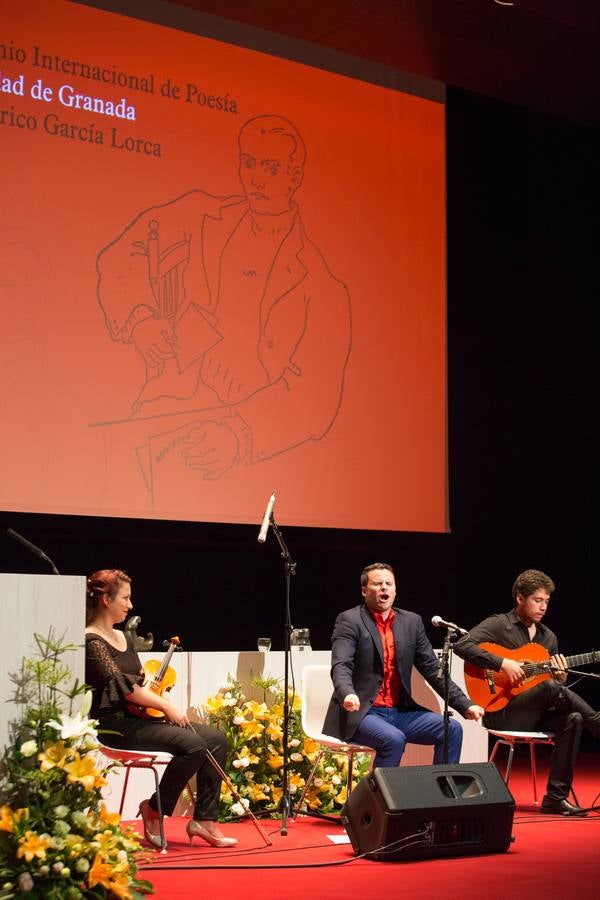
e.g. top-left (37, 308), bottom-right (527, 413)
top-left (202, 675), bottom-right (371, 819)
top-left (0, 631), bottom-right (152, 900)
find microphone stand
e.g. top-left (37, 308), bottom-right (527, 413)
top-left (437, 626), bottom-right (463, 764)
top-left (7, 528), bottom-right (60, 574)
top-left (268, 510), bottom-right (296, 836)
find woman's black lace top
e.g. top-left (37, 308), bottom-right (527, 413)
top-left (85, 632), bottom-right (144, 719)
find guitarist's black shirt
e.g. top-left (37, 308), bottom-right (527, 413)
top-left (453, 607), bottom-right (558, 674)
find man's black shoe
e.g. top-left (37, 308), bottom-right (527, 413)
top-left (540, 797), bottom-right (588, 817)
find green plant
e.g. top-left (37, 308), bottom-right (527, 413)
top-left (0, 630), bottom-right (152, 899)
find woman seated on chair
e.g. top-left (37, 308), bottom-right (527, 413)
top-left (85, 568), bottom-right (236, 850)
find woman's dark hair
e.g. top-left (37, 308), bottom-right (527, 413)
top-left (86, 569), bottom-right (130, 625)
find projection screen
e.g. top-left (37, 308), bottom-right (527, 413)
top-left (1, 0), bottom-right (447, 532)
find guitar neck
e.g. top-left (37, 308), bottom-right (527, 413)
top-left (565, 650), bottom-right (600, 668)
top-left (522, 649), bottom-right (599, 677)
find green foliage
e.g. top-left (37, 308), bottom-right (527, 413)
top-left (0, 630), bottom-right (152, 899)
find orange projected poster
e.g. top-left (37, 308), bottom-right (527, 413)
top-left (0, 0), bottom-right (447, 532)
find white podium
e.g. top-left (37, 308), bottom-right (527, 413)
top-left (0, 574), bottom-right (86, 750)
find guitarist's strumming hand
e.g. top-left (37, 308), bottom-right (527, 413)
top-left (501, 657), bottom-right (526, 685)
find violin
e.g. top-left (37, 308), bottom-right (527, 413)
top-left (128, 635), bottom-right (181, 718)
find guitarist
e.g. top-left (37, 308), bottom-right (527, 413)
top-left (454, 569), bottom-right (600, 817)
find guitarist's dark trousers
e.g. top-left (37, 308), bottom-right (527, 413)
top-left (484, 680), bottom-right (599, 801)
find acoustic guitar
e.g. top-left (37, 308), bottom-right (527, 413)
top-left (463, 642), bottom-right (600, 713)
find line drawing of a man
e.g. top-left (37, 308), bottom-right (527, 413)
top-left (97, 115), bottom-right (351, 496)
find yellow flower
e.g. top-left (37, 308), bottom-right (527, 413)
top-left (239, 746), bottom-right (260, 765)
top-left (270, 785), bottom-right (283, 807)
top-left (248, 783), bottom-right (269, 802)
top-left (95, 829), bottom-right (121, 854)
top-left (220, 785), bottom-right (233, 804)
top-left (89, 851), bottom-right (129, 898)
top-left (38, 740), bottom-right (70, 772)
top-left (16, 830), bottom-right (52, 863)
top-left (302, 737), bottom-right (320, 757)
top-left (244, 700), bottom-right (270, 720)
top-left (64, 752), bottom-right (107, 791)
top-left (335, 785), bottom-right (348, 805)
top-left (0, 806), bottom-right (24, 832)
top-left (239, 720), bottom-right (265, 740)
top-left (267, 752), bottom-right (284, 770)
top-left (109, 873), bottom-right (134, 900)
top-left (289, 772), bottom-right (306, 793)
top-left (0, 805), bottom-right (15, 833)
top-left (203, 694), bottom-right (224, 714)
top-left (270, 702), bottom-right (284, 717)
top-left (266, 721), bottom-right (283, 742)
top-left (305, 790), bottom-right (323, 810)
top-left (99, 802), bottom-right (121, 827)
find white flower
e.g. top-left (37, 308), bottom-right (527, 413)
top-left (231, 799), bottom-right (250, 817)
top-left (20, 740), bottom-right (38, 757)
top-left (290, 739), bottom-right (300, 747)
top-left (71, 810), bottom-right (91, 831)
top-left (289, 784), bottom-right (297, 794)
top-left (75, 859), bottom-right (90, 874)
top-left (224, 697), bottom-right (237, 707)
top-left (331, 775), bottom-right (341, 785)
top-left (47, 710), bottom-right (98, 743)
top-left (17, 873), bottom-right (34, 892)
top-left (54, 805), bottom-right (69, 819)
top-left (290, 752), bottom-right (303, 762)
top-left (232, 757), bottom-right (250, 768)
top-left (324, 766), bottom-right (335, 774)
top-left (233, 715), bottom-right (245, 725)
top-left (314, 778), bottom-right (323, 787)
top-left (79, 690), bottom-right (93, 717)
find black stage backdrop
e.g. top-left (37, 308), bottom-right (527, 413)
top-left (1, 86), bottom-right (597, 732)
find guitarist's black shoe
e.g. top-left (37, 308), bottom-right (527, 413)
top-left (540, 797), bottom-right (588, 817)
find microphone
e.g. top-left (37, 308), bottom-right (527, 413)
top-left (431, 615), bottom-right (468, 636)
top-left (257, 493), bottom-right (276, 543)
top-left (7, 528), bottom-right (60, 574)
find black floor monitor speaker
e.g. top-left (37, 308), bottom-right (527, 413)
top-left (341, 763), bottom-right (515, 861)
